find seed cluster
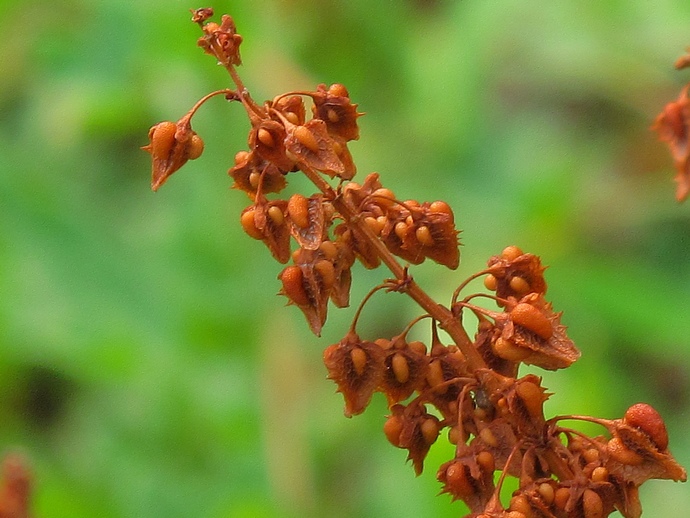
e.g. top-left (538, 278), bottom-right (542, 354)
top-left (144, 9), bottom-right (687, 517)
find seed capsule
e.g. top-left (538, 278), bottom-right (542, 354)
top-left (509, 495), bottom-right (532, 515)
top-left (293, 125), bottom-right (320, 153)
top-left (492, 337), bottom-right (530, 361)
top-left (479, 427), bottom-right (498, 448)
top-left (248, 171), bottom-right (261, 189)
top-left (407, 340), bottom-right (427, 355)
top-left (187, 133), bottom-right (204, 159)
top-left (314, 259), bottom-right (335, 289)
top-left (607, 437), bottom-right (644, 465)
top-left (501, 245), bottom-right (524, 261)
top-left (267, 205), bottom-right (284, 226)
top-left (426, 360), bottom-right (446, 393)
top-left (319, 240), bottom-right (338, 260)
top-left (510, 303), bottom-right (552, 340)
top-left (240, 208), bottom-right (263, 240)
top-left (287, 193), bottom-right (310, 228)
top-left (554, 487), bottom-right (571, 510)
top-left (429, 200), bottom-right (453, 216)
top-left (538, 482), bottom-right (555, 504)
top-left (326, 108), bottom-right (340, 123)
top-left (415, 225), bottom-right (434, 246)
top-left (234, 150), bottom-right (250, 164)
top-left (364, 216), bottom-right (384, 235)
top-left (421, 417), bottom-right (439, 445)
top-left (371, 188), bottom-right (396, 208)
top-left (394, 221), bottom-right (408, 241)
top-left (583, 448), bottom-right (600, 463)
top-left (591, 466), bottom-right (609, 482)
top-left (383, 414), bottom-right (404, 447)
top-left (444, 462), bottom-right (474, 499)
top-left (280, 266), bottom-right (310, 306)
top-left (515, 380), bottom-right (544, 419)
top-left (284, 111), bottom-right (299, 125)
top-left (391, 353), bottom-right (409, 384)
top-left (476, 451), bottom-right (495, 473)
top-left (624, 403), bottom-right (669, 450)
top-left (149, 121), bottom-right (177, 158)
top-left (350, 347), bottom-right (368, 376)
top-left (509, 276), bottom-right (531, 295)
top-left (375, 338), bottom-right (393, 350)
top-left (484, 274), bottom-right (497, 291)
top-left (582, 489), bottom-right (603, 518)
top-left (257, 127), bottom-right (275, 148)
top-left (328, 83), bottom-right (349, 97)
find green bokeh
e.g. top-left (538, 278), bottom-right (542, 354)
top-left (1, 0), bottom-right (688, 516)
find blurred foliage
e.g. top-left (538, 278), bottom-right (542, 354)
top-left (1, 0), bottom-right (689, 516)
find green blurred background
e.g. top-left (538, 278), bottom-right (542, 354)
top-left (1, 0), bottom-right (689, 516)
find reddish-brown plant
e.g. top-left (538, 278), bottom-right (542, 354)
top-left (652, 48), bottom-right (690, 202)
top-left (145, 9), bottom-right (687, 516)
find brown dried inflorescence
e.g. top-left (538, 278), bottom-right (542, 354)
top-left (145, 8), bottom-right (687, 517)
top-left (652, 48), bottom-right (690, 202)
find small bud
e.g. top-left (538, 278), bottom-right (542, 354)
top-left (483, 274), bottom-right (497, 291)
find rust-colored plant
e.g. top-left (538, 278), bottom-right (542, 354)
top-left (653, 48), bottom-right (690, 202)
top-left (144, 9), bottom-right (687, 517)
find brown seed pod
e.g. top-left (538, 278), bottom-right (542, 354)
top-left (293, 125), bottom-right (320, 153)
top-left (582, 488), bottom-right (604, 518)
top-left (279, 265), bottom-right (310, 307)
top-left (383, 412), bottom-right (404, 447)
top-left (606, 437), bottom-right (644, 466)
top-left (287, 193), bottom-right (310, 228)
top-left (623, 403), bottom-right (669, 450)
top-left (510, 302), bottom-right (553, 340)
